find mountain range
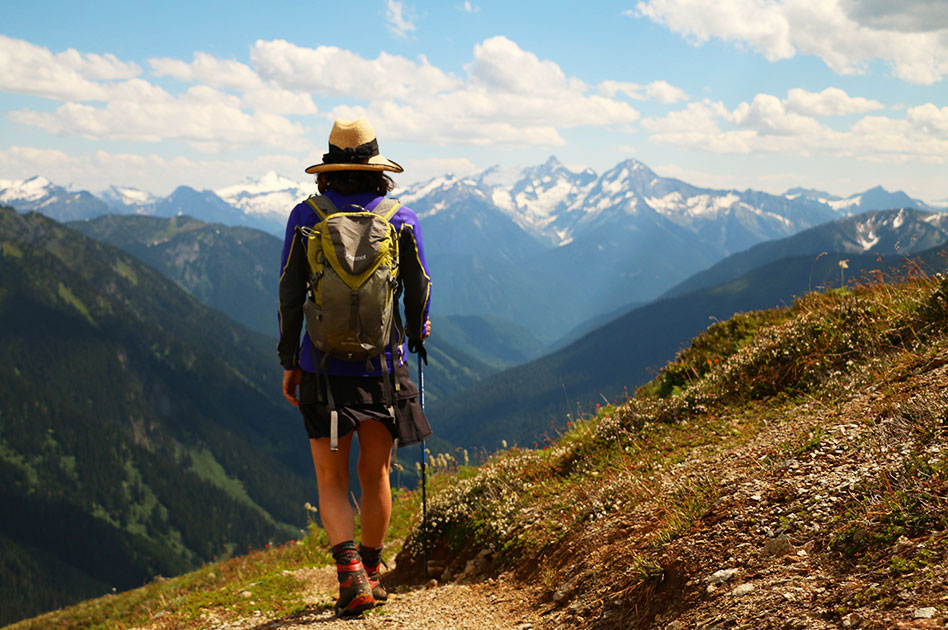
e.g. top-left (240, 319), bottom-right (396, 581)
top-left (427, 208), bottom-right (948, 451)
top-left (2, 158), bottom-right (940, 342)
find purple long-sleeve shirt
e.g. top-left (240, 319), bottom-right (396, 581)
top-left (277, 191), bottom-right (431, 377)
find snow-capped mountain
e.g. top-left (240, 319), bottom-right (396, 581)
top-left (215, 171), bottom-right (313, 227)
top-left (4, 163), bottom-right (943, 342)
top-left (665, 208), bottom-right (948, 298)
top-left (99, 185), bottom-right (157, 211)
top-left (784, 186), bottom-right (933, 216)
top-left (486, 156), bottom-right (598, 244)
top-left (0, 175), bottom-right (110, 221)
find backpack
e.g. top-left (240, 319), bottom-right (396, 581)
top-left (301, 195), bottom-right (403, 365)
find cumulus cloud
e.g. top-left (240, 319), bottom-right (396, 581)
top-left (5, 35), bottom-right (639, 154)
top-left (149, 51), bottom-right (318, 115)
top-left (784, 87), bottom-right (884, 116)
top-left (0, 35), bottom-right (134, 101)
top-left (467, 36), bottom-right (582, 94)
top-left (644, 91), bottom-right (948, 162)
top-left (150, 51), bottom-right (262, 92)
top-left (11, 83), bottom-right (308, 151)
top-left (253, 36), bottom-right (639, 147)
top-left (633, 0), bottom-right (948, 84)
top-left (385, 0), bottom-right (417, 38)
top-left (599, 79), bottom-right (688, 103)
top-left (250, 39), bottom-right (459, 99)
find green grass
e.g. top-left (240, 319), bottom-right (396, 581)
top-left (6, 524), bottom-right (333, 630)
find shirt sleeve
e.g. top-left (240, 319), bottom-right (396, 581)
top-left (277, 207), bottom-right (309, 369)
top-left (397, 207), bottom-right (432, 340)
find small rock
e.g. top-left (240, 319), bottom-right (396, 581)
top-left (915, 608), bottom-right (937, 619)
top-left (731, 583), bottom-right (754, 596)
top-left (842, 612), bottom-right (861, 628)
top-left (426, 578), bottom-right (438, 589)
top-left (796, 549), bottom-right (808, 557)
top-left (240, 590), bottom-right (252, 598)
top-left (706, 568), bottom-right (738, 584)
top-left (516, 624), bottom-right (533, 630)
top-left (706, 584), bottom-right (718, 594)
top-left (763, 536), bottom-right (794, 557)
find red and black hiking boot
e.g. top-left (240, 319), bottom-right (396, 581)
top-left (365, 567), bottom-right (388, 603)
top-left (335, 560), bottom-right (375, 616)
top-left (359, 544), bottom-right (388, 604)
top-left (332, 541), bottom-right (375, 616)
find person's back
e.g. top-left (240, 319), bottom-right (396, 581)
top-left (277, 117), bottom-right (431, 616)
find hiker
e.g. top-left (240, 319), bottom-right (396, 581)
top-left (277, 117), bottom-right (432, 616)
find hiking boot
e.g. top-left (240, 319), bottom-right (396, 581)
top-left (366, 567), bottom-right (388, 603)
top-left (335, 561), bottom-right (376, 616)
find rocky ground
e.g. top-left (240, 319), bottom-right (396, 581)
top-left (527, 353), bottom-right (948, 629)
top-left (153, 353), bottom-right (945, 630)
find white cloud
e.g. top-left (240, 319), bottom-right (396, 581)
top-left (598, 79), bottom-right (688, 103)
top-left (644, 93), bottom-right (948, 162)
top-left (460, 1), bottom-right (480, 13)
top-left (467, 36), bottom-right (581, 94)
top-left (149, 51), bottom-right (318, 115)
top-left (254, 36), bottom-right (639, 148)
top-left (149, 51), bottom-right (262, 92)
top-left (0, 35), bottom-right (113, 101)
top-left (633, 0), bottom-right (948, 84)
top-left (385, 0), bottom-right (417, 39)
top-left (784, 87), bottom-right (884, 116)
top-left (10, 83), bottom-right (309, 151)
top-left (250, 39), bottom-right (459, 99)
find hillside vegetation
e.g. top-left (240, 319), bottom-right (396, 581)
top-left (0, 208), bottom-right (313, 624)
top-left (397, 267), bottom-right (948, 628)
top-left (10, 259), bottom-right (947, 629)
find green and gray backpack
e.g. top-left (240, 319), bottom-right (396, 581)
top-left (300, 195), bottom-right (403, 449)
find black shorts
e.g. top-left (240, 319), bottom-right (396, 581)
top-left (298, 362), bottom-right (432, 446)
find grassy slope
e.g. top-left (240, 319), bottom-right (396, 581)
top-left (13, 268), bottom-right (947, 629)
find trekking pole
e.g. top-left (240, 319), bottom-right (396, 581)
top-left (418, 353), bottom-right (429, 581)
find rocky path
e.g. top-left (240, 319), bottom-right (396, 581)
top-left (212, 568), bottom-right (538, 630)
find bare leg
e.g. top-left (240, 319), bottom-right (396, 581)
top-left (356, 420), bottom-right (394, 548)
top-left (310, 432), bottom-right (356, 546)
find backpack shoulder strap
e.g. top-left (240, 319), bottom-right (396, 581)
top-left (305, 195), bottom-right (338, 221)
top-left (372, 198), bottom-right (402, 222)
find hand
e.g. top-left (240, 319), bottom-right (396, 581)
top-left (423, 319), bottom-right (431, 339)
top-left (282, 368), bottom-right (303, 407)
top-left (408, 338), bottom-right (428, 365)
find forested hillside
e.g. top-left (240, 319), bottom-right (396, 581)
top-left (0, 207), bottom-right (313, 625)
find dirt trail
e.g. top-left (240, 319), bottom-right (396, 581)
top-left (207, 567), bottom-right (538, 630)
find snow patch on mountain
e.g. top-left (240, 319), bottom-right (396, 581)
top-left (214, 171), bottom-right (312, 220)
top-left (0, 176), bottom-right (55, 203)
top-left (100, 185), bottom-right (157, 209)
top-left (829, 196), bottom-right (862, 212)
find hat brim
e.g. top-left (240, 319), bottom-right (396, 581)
top-left (305, 155), bottom-right (403, 175)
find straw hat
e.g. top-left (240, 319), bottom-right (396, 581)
top-left (305, 117), bottom-right (403, 174)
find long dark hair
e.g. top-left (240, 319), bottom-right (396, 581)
top-left (317, 170), bottom-right (395, 196)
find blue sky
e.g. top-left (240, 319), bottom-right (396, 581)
top-left (1, 0), bottom-right (947, 201)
